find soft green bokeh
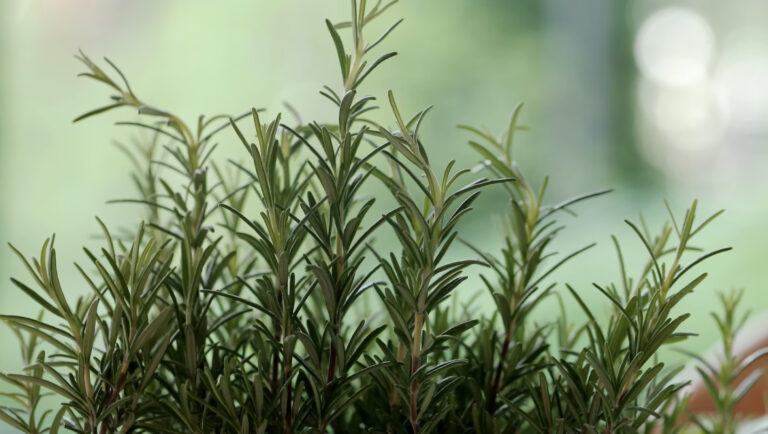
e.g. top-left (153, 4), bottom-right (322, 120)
top-left (1, 2), bottom-right (767, 430)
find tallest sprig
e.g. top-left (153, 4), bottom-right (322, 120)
top-left (283, 1), bottom-right (404, 431)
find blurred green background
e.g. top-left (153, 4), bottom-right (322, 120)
top-left (1, 0), bottom-right (767, 425)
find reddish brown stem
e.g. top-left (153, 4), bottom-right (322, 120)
top-left (99, 360), bottom-right (128, 434)
top-left (409, 376), bottom-right (420, 433)
top-left (409, 313), bottom-right (424, 433)
top-left (326, 323), bottom-right (340, 386)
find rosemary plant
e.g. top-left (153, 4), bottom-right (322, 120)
top-left (0, 1), bottom-right (737, 433)
top-left (685, 290), bottom-right (768, 433)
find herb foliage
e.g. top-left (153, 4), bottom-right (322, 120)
top-left (0, 1), bottom-right (739, 433)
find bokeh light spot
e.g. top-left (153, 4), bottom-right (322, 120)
top-left (634, 7), bottom-right (714, 87)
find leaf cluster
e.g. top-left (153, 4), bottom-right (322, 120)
top-left (0, 1), bottom-right (736, 433)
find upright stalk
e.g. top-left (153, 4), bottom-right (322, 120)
top-left (374, 91), bottom-right (512, 432)
top-left (461, 109), bottom-right (608, 420)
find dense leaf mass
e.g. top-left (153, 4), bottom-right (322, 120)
top-left (0, 1), bottom-right (748, 433)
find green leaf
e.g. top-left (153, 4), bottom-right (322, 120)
top-left (73, 103), bottom-right (126, 123)
top-left (326, 19), bottom-right (348, 81)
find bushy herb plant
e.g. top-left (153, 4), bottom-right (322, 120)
top-left (0, 1), bottom-right (743, 433)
